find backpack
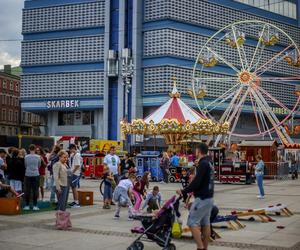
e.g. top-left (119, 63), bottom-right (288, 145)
top-left (47, 155), bottom-right (59, 175)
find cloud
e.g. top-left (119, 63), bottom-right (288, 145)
top-left (0, 0), bottom-right (23, 69)
top-left (0, 51), bottom-right (20, 67)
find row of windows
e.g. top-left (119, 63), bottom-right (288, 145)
top-left (235, 0), bottom-right (297, 19)
top-left (21, 36), bottom-right (104, 66)
top-left (22, 1), bottom-right (105, 33)
top-left (143, 29), bottom-right (300, 76)
top-left (144, 0), bottom-right (300, 45)
top-left (58, 111), bottom-right (94, 126)
top-left (21, 71), bottom-right (104, 99)
top-left (0, 109), bottom-right (18, 123)
top-left (0, 79), bottom-right (19, 92)
top-left (143, 66), bottom-right (297, 107)
top-left (0, 95), bottom-right (19, 107)
top-left (0, 126), bottom-right (18, 136)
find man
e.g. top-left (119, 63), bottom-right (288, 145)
top-left (24, 144), bottom-right (41, 211)
top-left (0, 149), bottom-right (7, 181)
top-left (170, 152), bottom-right (180, 168)
top-left (103, 146), bottom-right (121, 185)
top-left (176, 143), bottom-right (214, 250)
top-left (69, 144), bottom-right (82, 208)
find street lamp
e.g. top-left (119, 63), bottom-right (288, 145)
top-left (121, 48), bottom-right (134, 150)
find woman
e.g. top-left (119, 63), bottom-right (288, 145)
top-left (120, 154), bottom-right (136, 175)
top-left (48, 145), bottom-right (61, 203)
top-left (53, 150), bottom-right (70, 211)
top-left (133, 171), bottom-right (150, 211)
top-left (255, 155), bottom-right (265, 199)
top-left (7, 149), bottom-right (25, 194)
top-left (36, 147), bottom-right (47, 201)
top-left (160, 152), bottom-right (170, 184)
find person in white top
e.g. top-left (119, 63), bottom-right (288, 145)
top-left (103, 146), bottom-right (121, 184)
top-left (113, 174), bottom-right (136, 220)
top-left (68, 144), bottom-right (82, 208)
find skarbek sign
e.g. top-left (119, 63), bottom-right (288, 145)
top-left (46, 100), bottom-right (80, 109)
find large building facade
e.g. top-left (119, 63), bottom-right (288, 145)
top-left (21, 0), bottom-right (300, 140)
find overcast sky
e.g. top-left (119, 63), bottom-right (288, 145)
top-left (0, 0), bottom-right (23, 68)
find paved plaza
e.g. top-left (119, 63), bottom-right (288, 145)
top-left (0, 179), bottom-right (300, 250)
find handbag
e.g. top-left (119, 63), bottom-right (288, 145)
top-left (55, 210), bottom-right (72, 230)
top-left (171, 218), bottom-right (182, 238)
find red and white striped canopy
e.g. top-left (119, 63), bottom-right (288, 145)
top-left (144, 84), bottom-right (204, 124)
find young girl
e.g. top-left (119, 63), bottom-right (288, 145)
top-left (102, 166), bottom-right (115, 209)
top-left (184, 167), bottom-right (196, 208)
top-left (133, 171), bottom-right (150, 211)
top-left (113, 174), bottom-right (136, 220)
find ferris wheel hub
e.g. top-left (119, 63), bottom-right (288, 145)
top-left (238, 70), bottom-right (255, 85)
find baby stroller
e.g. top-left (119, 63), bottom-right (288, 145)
top-left (128, 196), bottom-right (181, 250)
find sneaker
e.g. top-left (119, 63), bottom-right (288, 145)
top-left (71, 203), bottom-right (80, 208)
top-left (114, 214), bottom-right (120, 219)
top-left (160, 181), bottom-right (165, 184)
top-left (128, 216), bottom-right (134, 221)
top-left (69, 201), bottom-right (76, 206)
top-left (23, 206), bottom-right (30, 211)
top-left (257, 195), bottom-right (265, 199)
top-left (33, 206), bottom-right (40, 211)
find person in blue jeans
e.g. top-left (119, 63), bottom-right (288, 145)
top-left (255, 155), bottom-right (265, 199)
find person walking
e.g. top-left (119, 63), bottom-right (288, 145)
top-left (68, 144), bottom-right (82, 208)
top-left (120, 153), bottom-right (136, 175)
top-left (176, 143), bottom-right (214, 250)
top-left (0, 149), bottom-right (7, 181)
top-left (103, 146), bottom-right (121, 185)
top-left (160, 152), bottom-right (170, 184)
top-left (7, 149), bottom-right (25, 194)
top-left (24, 144), bottom-right (41, 211)
top-left (53, 150), bottom-right (71, 211)
top-left (255, 155), bottom-right (265, 199)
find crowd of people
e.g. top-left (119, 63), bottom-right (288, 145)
top-left (0, 143), bottom-right (84, 211)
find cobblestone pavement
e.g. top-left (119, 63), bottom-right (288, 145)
top-left (0, 179), bottom-right (300, 250)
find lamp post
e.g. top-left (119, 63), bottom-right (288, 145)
top-left (121, 48), bottom-right (134, 151)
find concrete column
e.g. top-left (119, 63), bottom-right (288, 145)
top-left (103, 0), bottom-right (111, 140)
top-left (94, 109), bottom-right (103, 139)
top-left (131, 0), bottom-right (143, 144)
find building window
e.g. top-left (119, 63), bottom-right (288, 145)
top-left (15, 83), bottom-right (19, 92)
top-left (82, 111), bottom-right (91, 125)
top-left (3, 80), bottom-right (7, 89)
top-left (10, 81), bottom-right (14, 90)
top-left (1, 109), bottom-right (5, 121)
top-left (58, 111), bottom-right (74, 126)
top-left (9, 110), bottom-right (13, 122)
top-left (1, 95), bottom-right (5, 105)
top-left (15, 111), bottom-right (18, 122)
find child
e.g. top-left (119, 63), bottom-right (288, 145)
top-left (113, 174), bottom-right (136, 220)
top-left (102, 166), bottom-right (115, 209)
top-left (141, 186), bottom-right (162, 213)
top-left (184, 167), bottom-right (195, 208)
top-left (133, 171), bottom-right (150, 211)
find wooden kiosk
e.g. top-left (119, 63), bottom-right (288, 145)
top-left (237, 140), bottom-right (278, 178)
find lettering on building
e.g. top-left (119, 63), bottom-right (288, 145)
top-left (46, 100), bottom-right (80, 109)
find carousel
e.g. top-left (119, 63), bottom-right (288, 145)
top-left (120, 78), bottom-right (229, 148)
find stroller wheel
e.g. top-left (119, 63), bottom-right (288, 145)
top-left (163, 243), bottom-right (176, 250)
top-left (127, 245), bottom-right (136, 250)
top-left (134, 240), bottom-right (144, 250)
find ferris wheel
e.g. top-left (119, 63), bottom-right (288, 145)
top-left (192, 20), bottom-right (300, 147)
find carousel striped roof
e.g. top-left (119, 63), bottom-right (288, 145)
top-left (144, 83), bottom-right (204, 124)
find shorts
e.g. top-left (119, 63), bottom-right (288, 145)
top-left (187, 197), bottom-right (213, 227)
top-left (39, 175), bottom-right (45, 188)
top-left (103, 184), bottom-right (112, 200)
top-left (113, 186), bottom-right (132, 207)
top-left (70, 174), bottom-right (80, 188)
top-left (0, 189), bottom-right (8, 198)
top-left (10, 180), bottom-right (22, 192)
